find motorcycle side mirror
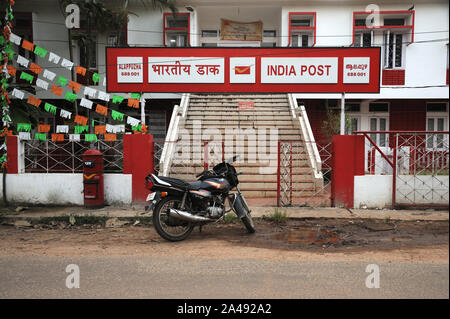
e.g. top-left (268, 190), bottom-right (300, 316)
top-left (225, 155), bottom-right (240, 163)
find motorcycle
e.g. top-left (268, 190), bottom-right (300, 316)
top-left (143, 155), bottom-right (255, 242)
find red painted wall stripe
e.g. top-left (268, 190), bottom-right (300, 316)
top-left (6, 136), bottom-right (18, 174)
top-left (331, 135), bottom-right (365, 208)
top-left (123, 134), bottom-right (154, 203)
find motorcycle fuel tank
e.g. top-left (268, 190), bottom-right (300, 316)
top-left (200, 177), bottom-right (231, 194)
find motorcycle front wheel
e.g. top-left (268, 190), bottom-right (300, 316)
top-left (152, 196), bottom-right (194, 242)
top-left (241, 213), bottom-right (255, 233)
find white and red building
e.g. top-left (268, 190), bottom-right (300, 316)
top-left (3, 0), bottom-right (449, 207)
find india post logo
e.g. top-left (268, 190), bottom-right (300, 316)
top-left (230, 57), bottom-right (255, 83)
top-left (234, 66), bottom-right (251, 75)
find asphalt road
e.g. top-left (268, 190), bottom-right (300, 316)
top-left (0, 255), bottom-right (448, 299)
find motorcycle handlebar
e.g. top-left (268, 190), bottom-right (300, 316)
top-left (225, 155), bottom-right (240, 164)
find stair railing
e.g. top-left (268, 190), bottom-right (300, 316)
top-left (159, 93), bottom-right (190, 176)
top-left (288, 94), bottom-right (323, 179)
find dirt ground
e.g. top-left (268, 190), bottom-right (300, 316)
top-left (0, 218), bottom-right (448, 263)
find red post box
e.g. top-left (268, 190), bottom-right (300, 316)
top-left (82, 149), bottom-right (104, 208)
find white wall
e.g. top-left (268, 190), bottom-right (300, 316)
top-left (354, 174), bottom-right (449, 208)
top-left (354, 175), bottom-right (393, 208)
top-left (0, 173), bottom-right (132, 206)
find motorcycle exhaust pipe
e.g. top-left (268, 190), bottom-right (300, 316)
top-left (169, 208), bottom-right (213, 222)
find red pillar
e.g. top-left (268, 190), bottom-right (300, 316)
top-left (331, 135), bottom-right (365, 208)
top-left (123, 134), bottom-right (154, 203)
top-left (6, 136), bottom-right (19, 174)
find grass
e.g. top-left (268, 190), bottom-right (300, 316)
top-left (265, 208), bottom-right (288, 224)
top-left (223, 213), bottom-right (238, 224)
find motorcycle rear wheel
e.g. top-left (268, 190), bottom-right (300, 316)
top-left (153, 196), bottom-right (194, 242)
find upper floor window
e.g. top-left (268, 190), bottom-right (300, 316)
top-left (354, 32), bottom-right (372, 47)
top-left (164, 13), bottom-right (190, 47)
top-left (352, 10), bottom-right (414, 64)
top-left (262, 30), bottom-right (277, 47)
top-left (289, 12), bottom-right (316, 47)
top-left (384, 32), bottom-right (404, 68)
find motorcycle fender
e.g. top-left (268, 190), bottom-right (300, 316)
top-left (144, 192), bottom-right (161, 213)
top-left (230, 194), bottom-right (247, 219)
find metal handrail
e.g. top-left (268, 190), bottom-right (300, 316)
top-left (159, 93), bottom-right (190, 176)
top-left (288, 94), bottom-right (322, 179)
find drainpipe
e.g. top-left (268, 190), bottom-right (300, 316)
top-left (340, 92), bottom-right (346, 135)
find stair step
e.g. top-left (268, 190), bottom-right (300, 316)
top-left (170, 161), bottom-right (310, 168)
top-left (169, 166), bottom-right (313, 175)
top-left (169, 174), bottom-right (314, 183)
top-left (187, 115), bottom-right (293, 120)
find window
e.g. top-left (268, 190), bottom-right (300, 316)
top-left (352, 10), bottom-right (414, 47)
top-left (346, 117), bottom-right (360, 135)
top-left (354, 19), bottom-right (366, 27)
top-left (291, 34), bottom-right (309, 48)
top-left (426, 103), bottom-right (447, 112)
top-left (14, 12), bottom-right (35, 62)
top-left (78, 35), bottom-right (97, 69)
top-left (289, 12), bottom-right (316, 47)
top-left (164, 13), bottom-right (190, 47)
top-left (263, 30), bottom-right (276, 38)
top-left (384, 32), bottom-right (404, 68)
top-left (291, 19), bottom-right (310, 27)
top-left (370, 117), bottom-right (389, 147)
top-left (201, 43), bottom-right (218, 47)
top-left (369, 103), bottom-right (389, 112)
top-left (13, 12), bottom-right (36, 85)
top-left (354, 32), bottom-right (372, 47)
top-left (107, 31), bottom-right (127, 47)
top-left (345, 103), bottom-right (361, 112)
top-left (426, 102), bottom-right (448, 148)
top-left (202, 30), bottom-right (218, 38)
top-left (427, 118), bottom-right (446, 148)
top-left (384, 18), bottom-right (405, 26)
top-left (262, 30), bottom-right (277, 47)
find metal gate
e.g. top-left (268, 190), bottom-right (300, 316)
top-left (23, 139), bottom-right (123, 173)
top-left (277, 140), bottom-right (332, 207)
top-left (393, 132), bottom-right (449, 207)
top-left (356, 131), bottom-right (449, 208)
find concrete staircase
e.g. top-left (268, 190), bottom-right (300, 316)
top-left (167, 93), bottom-right (319, 206)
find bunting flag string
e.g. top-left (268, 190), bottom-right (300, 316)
top-left (10, 64), bottom-right (144, 129)
top-left (6, 44), bottom-right (145, 116)
top-left (1, 0), bottom-right (15, 154)
top-left (11, 86), bottom-right (146, 140)
top-left (2, 24), bottom-right (149, 146)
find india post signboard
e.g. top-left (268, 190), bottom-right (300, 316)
top-left (106, 47), bottom-right (380, 93)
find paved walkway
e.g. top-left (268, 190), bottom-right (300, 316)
top-left (0, 204), bottom-right (448, 221)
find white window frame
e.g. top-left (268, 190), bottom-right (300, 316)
top-left (383, 30), bottom-right (406, 69)
top-left (291, 31), bottom-right (313, 48)
top-left (354, 31), bottom-right (373, 48)
top-left (346, 115), bottom-right (361, 135)
top-left (426, 102), bottom-right (449, 149)
top-left (369, 116), bottom-right (389, 147)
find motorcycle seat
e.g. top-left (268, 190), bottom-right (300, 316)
top-left (156, 176), bottom-right (201, 191)
top-left (156, 176), bottom-right (188, 189)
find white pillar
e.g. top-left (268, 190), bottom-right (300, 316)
top-left (340, 92), bottom-right (346, 135)
top-left (140, 95), bottom-right (146, 125)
